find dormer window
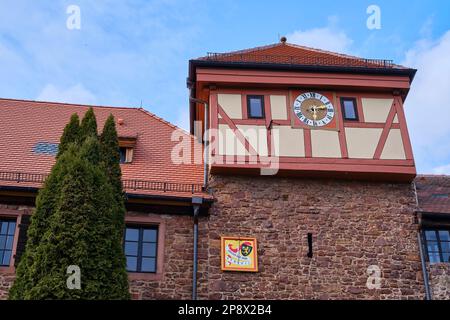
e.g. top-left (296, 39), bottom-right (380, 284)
top-left (119, 147), bottom-right (133, 164)
top-left (118, 137), bottom-right (137, 164)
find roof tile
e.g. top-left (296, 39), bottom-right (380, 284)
top-left (0, 98), bottom-right (205, 199)
top-left (415, 175), bottom-right (450, 214)
top-left (197, 42), bottom-right (407, 69)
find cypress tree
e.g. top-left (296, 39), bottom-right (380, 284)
top-left (9, 114), bottom-right (81, 299)
top-left (10, 110), bottom-right (130, 300)
top-left (100, 114), bottom-right (130, 299)
top-left (80, 108), bottom-right (97, 142)
top-left (24, 141), bottom-right (117, 299)
top-left (57, 113), bottom-right (80, 158)
top-left (100, 114), bottom-right (123, 198)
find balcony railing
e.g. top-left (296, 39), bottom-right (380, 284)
top-left (205, 52), bottom-right (395, 69)
top-left (0, 171), bottom-right (203, 194)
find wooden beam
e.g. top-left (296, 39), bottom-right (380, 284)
top-left (217, 104), bottom-right (258, 156)
top-left (373, 99), bottom-right (397, 159)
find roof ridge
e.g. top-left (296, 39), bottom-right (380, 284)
top-left (137, 108), bottom-right (199, 140)
top-left (286, 42), bottom-right (368, 61)
top-left (285, 42), bottom-right (407, 69)
top-left (197, 42), bottom-right (283, 59)
top-left (196, 41), bottom-right (408, 69)
top-left (0, 97), bottom-right (141, 111)
top-left (0, 97), bottom-right (199, 140)
top-left (199, 42), bottom-right (366, 60)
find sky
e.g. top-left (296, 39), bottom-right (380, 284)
top-left (0, 0), bottom-right (449, 174)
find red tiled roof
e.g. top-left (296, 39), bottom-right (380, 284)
top-left (415, 175), bottom-right (450, 214)
top-left (197, 42), bottom-right (407, 69)
top-left (0, 98), bottom-right (207, 199)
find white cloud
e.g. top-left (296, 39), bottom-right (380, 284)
top-left (433, 164), bottom-right (450, 175)
top-left (36, 84), bottom-right (97, 105)
top-left (286, 17), bottom-right (353, 53)
top-left (0, 1), bottom-right (205, 125)
top-left (402, 30), bottom-right (450, 173)
top-left (174, 106), bottom-right (190, 131)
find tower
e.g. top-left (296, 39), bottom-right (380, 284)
top-left (188, 39), bottom-right (416, 181)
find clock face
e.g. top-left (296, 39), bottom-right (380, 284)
top-left (293, 92), bottom-right (335, 127)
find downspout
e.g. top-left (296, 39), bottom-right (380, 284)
top-left (188, 81), bottom-right (209, 301)
top-left (418, 230), bottom-right (432, 300)
top-left (192, 197), bottom-right (203, 300)
top-left (188, 97), bottom-right (210, 191)
top-left (413, 181), bottom-right (432, 300)
top-left (203, 101), bottom-right (209, 190)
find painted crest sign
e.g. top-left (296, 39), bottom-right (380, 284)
top-left (221, 236), bottom-right (258, 272)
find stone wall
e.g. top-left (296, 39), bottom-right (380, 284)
top-left (0, 204), bottom-right (34, 299)
top-left (0, 204), bottom-right (197, 300)
top-left (428, 263), bottom-right (450, 300)
top-left (127, 212), bottom-right (196, 300)
top-left (0, 273), bottom-right (15, 299)
top-left (1, 176), bottom-right (447, 300)
top-left (198, 175), bottom-right (425, 300)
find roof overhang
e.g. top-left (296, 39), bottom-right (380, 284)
top-left (190, 59), bottom-right (417, 81)
top-left (417, 211), bottom-right (450, 228)
top-left (0, 185), bottom-right (213, 216)
top-left (211, 163), bottom-right (416, 183)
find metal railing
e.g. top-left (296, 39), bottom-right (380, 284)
top-left (0, 170), bottom-right (203, 194)
top-left (205, 52), bottom-right (394, 68)
top-left (0, 171), bottom-right (46, 183)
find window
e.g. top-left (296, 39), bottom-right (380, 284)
top-left (119, 147), bottom-right (127, 164)
top-left (124, 226), bottom-right (158, 273)
top-left (432, 193), bottom-right (449, 199)
top-left (247, 95), bottom-right (265, 119)
top-left (341, 98), bottom-right (358, 121)
top-left (119, 147), bottom-right (133, 164)
top-left (424, 229), bottom-right (450, 263)
top-left (118, 137), bottom-right (136, 163)
top-left (0, 219), bottom-right (16, 266)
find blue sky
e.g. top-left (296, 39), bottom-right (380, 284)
top-left (0, 0), bottom-right (449, 174)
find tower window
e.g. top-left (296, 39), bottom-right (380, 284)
top-left (247, 95), bottom-right (265, 119)
top-left (341, 98), bottom-right (359, 121)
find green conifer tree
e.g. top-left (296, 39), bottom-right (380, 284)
top-left (9, 113), bottom-right (81, 299)
top-left (9, 110), bottom-right (130, 300)
top-left (100, 114), bottom-right (123, 198)
top-left (80, 108), bottom-right (97, 142)
top-left (99, 114), bottom-right (130, 299)
top-left (57, 113), bottom-right (80, 158)
top-left (24, 141), bottom-right (117, 299)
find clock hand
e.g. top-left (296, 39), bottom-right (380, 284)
top-left (308, 105), bottom-right (318, 113)
top-left (310, 105), bottom-right (327, 111)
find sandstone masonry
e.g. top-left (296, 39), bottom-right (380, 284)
top-left (198, 175), bottom-right (425, 300)
top-left (2, 176), bottom-right (450, 300)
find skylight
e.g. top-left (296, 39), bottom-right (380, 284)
top-left (32, 142), bottom-right (59, 156)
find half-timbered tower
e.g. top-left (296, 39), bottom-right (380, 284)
top-left (188, 39), bottom-right (430, 299)
top-left (188, 38), bottom-right (416, 181)
top-left (0, 39), bottom-right (448, 300)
